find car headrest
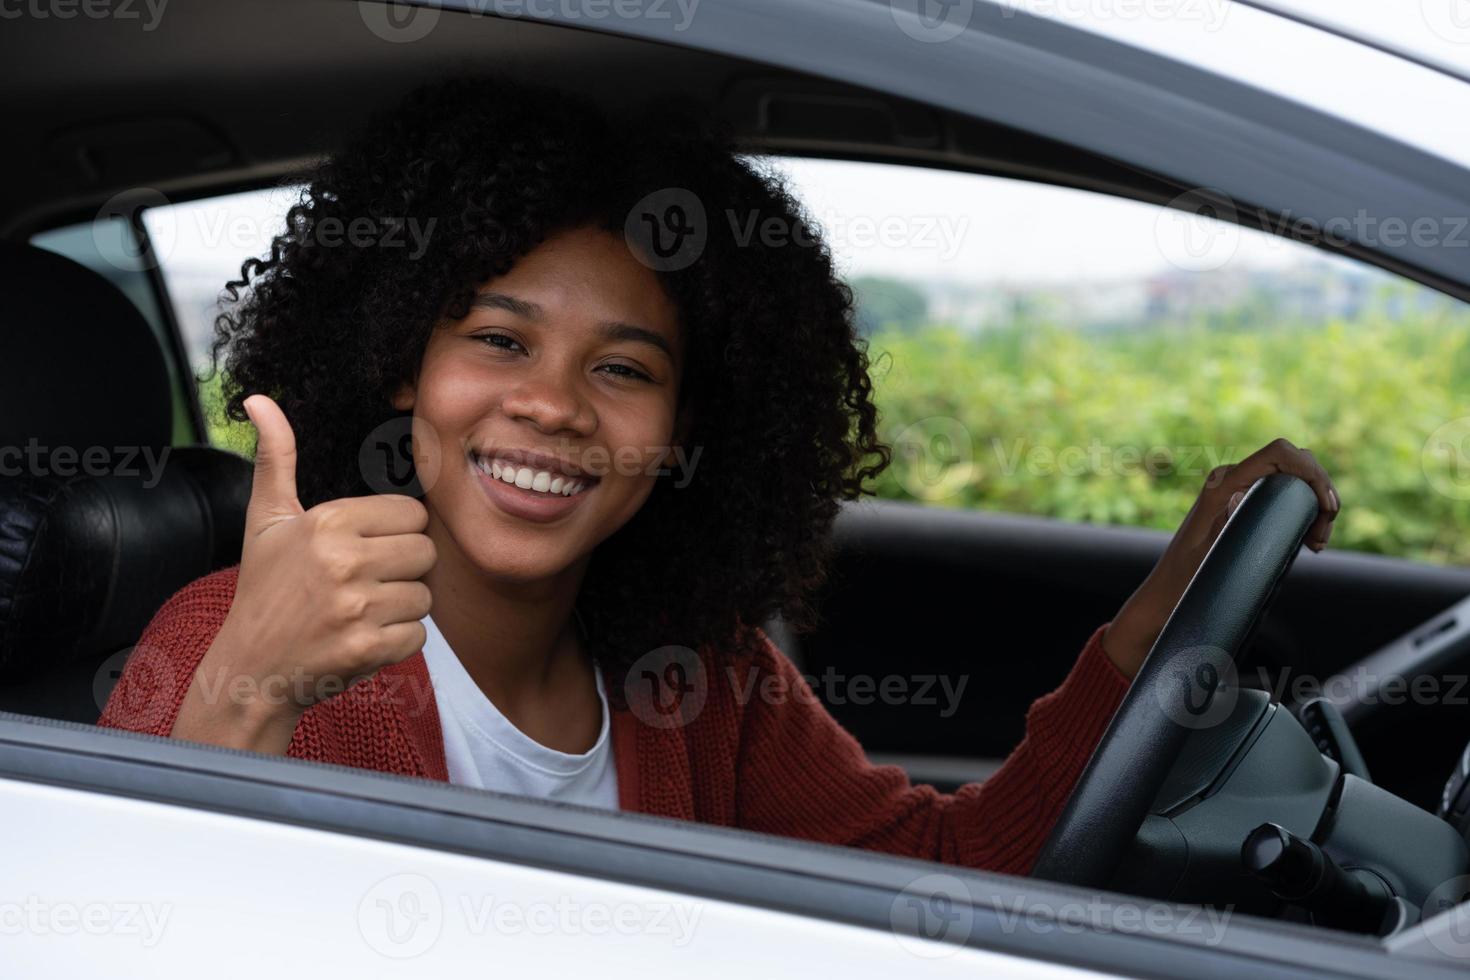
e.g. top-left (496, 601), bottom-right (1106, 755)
top-left (0, 240), bottom-right (249, 698)
top-left (0, 446), bottom-right (251, 682)
top-left (0, 240), bottom-right (173, 456)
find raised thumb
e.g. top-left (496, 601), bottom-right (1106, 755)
top-left (243, 394), bottom-right (303, 531)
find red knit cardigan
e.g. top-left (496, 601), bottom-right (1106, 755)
top-left (98, 566), bottom-right (1129, 875)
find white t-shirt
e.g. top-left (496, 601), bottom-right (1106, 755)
top-left (419, 614), bottom-right (619, 810)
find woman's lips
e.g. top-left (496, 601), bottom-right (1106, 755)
top-left (470, 455), bottom-right (594, 524)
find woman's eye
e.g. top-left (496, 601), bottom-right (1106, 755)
top-left (475, 334), bottom-right (650, 382)
top-left (478, 333), bottom-right (526, 354)
top-left (598, 363), bottom-right (653, 383)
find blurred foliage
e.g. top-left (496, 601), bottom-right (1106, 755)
top-left (196, 371), bottom-right (257, 459)
top-left (865, 286), bottom-right (1470, 566)
top-left (851, 275), bottom-right (930, 335)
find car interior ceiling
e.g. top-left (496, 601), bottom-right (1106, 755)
top-left (6, 0), bottom-right (1470, 888)
top-left (4, 0), bottom-right (1210, 240)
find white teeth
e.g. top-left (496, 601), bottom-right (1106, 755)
top-left (477, 455), bottom-right (589, 497)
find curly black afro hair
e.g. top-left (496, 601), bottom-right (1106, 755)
top-left (212, 74), bottom-right (890, 683)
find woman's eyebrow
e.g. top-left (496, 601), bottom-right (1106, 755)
top-left (599, 321), bottom-right (674, 361)
top-left (470, 291), bottom-right (541, 318)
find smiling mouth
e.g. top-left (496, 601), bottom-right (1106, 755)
top-left (470, 451), bottom-right (594, 498)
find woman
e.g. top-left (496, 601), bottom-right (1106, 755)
top-left (99, 75), bottom-right (1339, 875)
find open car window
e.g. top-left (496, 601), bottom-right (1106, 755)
top-left (760, 157), bottom-right (1470, 567)
top-left (7, 0), bottom-right (1470, 975)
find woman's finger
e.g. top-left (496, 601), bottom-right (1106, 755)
top-left (1225, 439), bottom-right (1340, 551)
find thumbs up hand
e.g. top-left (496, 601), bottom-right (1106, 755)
top-left (170, 395), bottom-right (437, 755)
top-left (241, 391), bottom-right (306, 534)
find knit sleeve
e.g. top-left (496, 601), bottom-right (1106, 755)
top-left (731, 623), bottom-right (1129, 875)
top-left (96, 567), bottom-right (240, 737)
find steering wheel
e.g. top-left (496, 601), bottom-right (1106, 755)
top-left (1031, 472), bottom-right (1318, 887)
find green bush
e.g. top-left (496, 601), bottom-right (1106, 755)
top-left (866, 295), bottom-right (1470, 566)
top-left (195, 370), bottom-right (257, 460)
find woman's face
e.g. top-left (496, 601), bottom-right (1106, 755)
top-left (395, 224), bottom-right (685, 584)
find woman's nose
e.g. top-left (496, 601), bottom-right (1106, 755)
top-left (501, 373), bottom-right (596, 437)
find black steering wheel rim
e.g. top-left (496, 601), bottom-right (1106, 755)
top-left (1030, 472), bottom-right (1319, 887)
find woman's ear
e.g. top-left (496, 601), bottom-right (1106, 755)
top-left (391, 382), bottom-right (416, 412)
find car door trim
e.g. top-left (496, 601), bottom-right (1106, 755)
top-left (0, 712), bottom-right (1453, 978)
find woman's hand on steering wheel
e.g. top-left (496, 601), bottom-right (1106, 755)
top-left (1102, 438), bottom-right (1341, 679)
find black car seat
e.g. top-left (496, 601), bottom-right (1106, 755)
top-left (0, 242), bottom-right (250, 722)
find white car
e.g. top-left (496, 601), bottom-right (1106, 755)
top-left (3, 1), bottom-right (1470, 976)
